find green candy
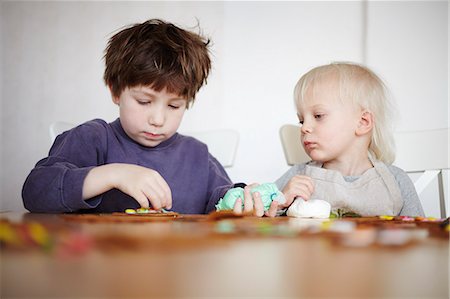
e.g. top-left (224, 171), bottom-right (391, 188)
top-left (215, 183), bottom-right (285, 211)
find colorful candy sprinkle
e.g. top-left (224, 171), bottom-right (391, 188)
top-left (379, 215), bottom-right (394, 220)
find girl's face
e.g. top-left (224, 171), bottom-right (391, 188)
top-left (113, 85), bottom-right (187, 147)
top-left (297, 78), bottom-right (362, 164)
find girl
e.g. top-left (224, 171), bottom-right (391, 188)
top-left (274, 62), bottom-right (424, 217)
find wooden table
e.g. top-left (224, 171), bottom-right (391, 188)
top-left (1, 212), bottom-right (448, 298)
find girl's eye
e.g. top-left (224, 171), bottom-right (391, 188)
top-left (169, 105), bottom-right (180, 109)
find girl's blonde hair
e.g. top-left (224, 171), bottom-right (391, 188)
top-left (294, 62), bottom-right (397, 164)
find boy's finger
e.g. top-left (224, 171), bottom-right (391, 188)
top-left (135, 192), bottom-right (150, 209)
top-left (243, 186), bottom-right (253, 212)
top-left (252, 192), bottom-right (264, 217)
top-left (154, 176), bottom-right (172, 209)
top-left (265, 200), bottom-right (279, 217)
top-left (233, 198), bottom-right (242, 214)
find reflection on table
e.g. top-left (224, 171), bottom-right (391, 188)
top-left (1, 212), bottom-right (448, 298)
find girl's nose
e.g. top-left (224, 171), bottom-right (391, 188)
top-left (301, 122), bottom-right (312, 134)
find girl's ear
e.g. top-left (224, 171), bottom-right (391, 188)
top-left (356, 110), bottom-right (374, 136)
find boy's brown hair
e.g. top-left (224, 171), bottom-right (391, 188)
top-left (104, 19), bottom-right (211, 107)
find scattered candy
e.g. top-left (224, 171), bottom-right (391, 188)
top-left (0, 220), bottom-right (91, 256)
top-left (340, 228), bottom-right (376, 247)
top-left (326, 220), bottom-right (356, 234)
top-left (215, 220), bottom-right (235, 234)
top-left (125, 208), bottom-right (169, 214)
top-left (379, 215), bottom-right (394, 220)
top-left (377, 229), bottom-right (412, 246)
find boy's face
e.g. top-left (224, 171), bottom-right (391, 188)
top-left (112, 85), bottom-right (187, 147)
top-left (297, 78), bottom-right (361, 163)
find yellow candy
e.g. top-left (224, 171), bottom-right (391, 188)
top-left (320, 221), bottom-right (332, 231)
top-left (379, 215), bottom-right (394, 220)
top-left (125, 209), bottom-right (137, 214)
top-left (28, 222), bottom-right (50, 246)
top-left (0, 222), bottom-right (21, 245)
top-left (136, 208), bottom-right (150, 214)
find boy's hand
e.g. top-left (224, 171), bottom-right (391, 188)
top-left (231, 184), bottom-right (279, 217)
top-left (83, 163), bottom-right (172, 210)
top-left (112, 164), bottom-right (172, 210)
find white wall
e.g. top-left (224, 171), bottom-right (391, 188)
top-left (1, 1), bottom-right (448, 215)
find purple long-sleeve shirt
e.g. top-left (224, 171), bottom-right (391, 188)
top-left (22, 118), bottom-right (233, 214)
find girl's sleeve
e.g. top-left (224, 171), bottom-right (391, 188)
top-left (204, 154), bottom-right (233, 213)
top-left (390, 166), bottom-right (425, 217)
top-left (22, 120), bottom-right (108, 213)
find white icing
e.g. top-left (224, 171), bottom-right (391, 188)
top-left (287, 198), bottom-right (331, 218)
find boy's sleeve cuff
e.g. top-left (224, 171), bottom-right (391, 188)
top-left (61, 167), bottom-right (101, 211)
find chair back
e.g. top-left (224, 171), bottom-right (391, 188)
top-left (49, 121), bottom-right (76, 143)
top-left (394, 128), bottom-right (449, 218)
top-left (186, 129), bottom-right (239, 168)
top-left (279, 124), bottom-right (310, 166)
top-left (50, 122), bottom-right (239, 168)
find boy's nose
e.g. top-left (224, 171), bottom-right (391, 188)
top-left (148, 107), bottom-right (165, 126)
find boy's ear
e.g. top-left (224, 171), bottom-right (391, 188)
top-left (109, 86), bottom-right (120, 105)
top-left (356, 110), bottom-right (373, 136)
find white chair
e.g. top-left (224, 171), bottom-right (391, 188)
top-left (394, 128), bottom-right (449, 218)
top-left (49, 121), bottom-right (76, 143)
top-left (49, 122), bottom-right (239, 168)
top-left (186, 129), bottom-right (239, 168)
top-left (279, 124), bottom-right (311, 166)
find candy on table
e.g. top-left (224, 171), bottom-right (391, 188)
top-left (125, 207), bottom-right (165, 214)
top-left (415, 216), bottom-right (440, 222)
top-left (323, 220), bottom-right (356, 234)
top-left (377, 229), bottom-right (413, 246)
top-left (215, 183), bottom-right (286, 211)
top-left (0, 220), bottom-right (91, 256)
top-left (329, 208), bottom-right (361, 218)
top-left (439, 217), bottom-right (449, 231)
top-left (340, 228), bottom-right (377, 247)
top-left (398, 216), bottom-right (415, 221)
top-left (215, 220), bottom-right (236, 234)
top-left (378, 215), bottom-right (394, 220)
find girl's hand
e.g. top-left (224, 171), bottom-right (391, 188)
top-left (263, 175), bottom-right (314, 217)
top-left (281, 175), bottom-right (314, 206)
top-left (83, 163), bottom-right (172, 210)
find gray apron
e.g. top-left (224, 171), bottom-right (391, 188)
top-left (300, 156), bottom-right (403, 216)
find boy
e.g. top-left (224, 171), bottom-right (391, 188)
top-left (22, 19), bottom-right (233, 214)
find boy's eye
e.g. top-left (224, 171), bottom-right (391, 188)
top-left (137, 100), bottom-right (150, 105)
top-left (298, 120), bottom-right (304, 125)
top-left (314, 114), bottom-right (324, 120)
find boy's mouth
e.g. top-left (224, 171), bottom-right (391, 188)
top-left (143, 132), bottom-right (163, 139)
